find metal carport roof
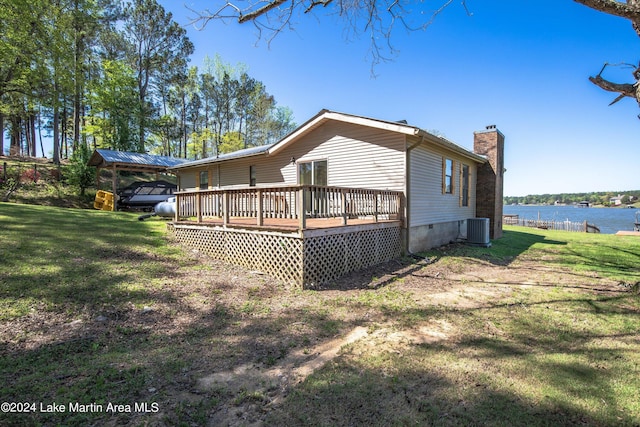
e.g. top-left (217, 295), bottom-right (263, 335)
top-left (88, 149), bottom-right (188, 172)
top-left (87, 149), bottom-right (188, 210)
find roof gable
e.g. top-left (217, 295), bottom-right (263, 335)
top-left (171, 109), bottom-right (487, 169)
top-left (267, 110), bottom-right (421, 156)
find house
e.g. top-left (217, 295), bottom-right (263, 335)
top-left (610, 195), bottom-right (624, 206)
top-left (168, 110), bottom-right (505, 287)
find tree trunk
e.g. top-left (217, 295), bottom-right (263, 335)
top-left (62, 105), bottom-right (69, 158)
top-left (0, 113), bottom-right (4, 156)
top-left (53, 106), bottom-right (60, 165)
top-left (73, 46), bottom-right (82, 153)
top-left (29, 114), bottom-right (36, 157)
top-left (9, 116), bottom-right (21, 156)
top-left (38, 112), bottom-right (45, 158)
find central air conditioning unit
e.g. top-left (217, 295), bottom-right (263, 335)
top-left (467, 218), bottom-right (491, 247)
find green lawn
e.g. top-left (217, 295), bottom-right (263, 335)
top-left (0, 203), bottom-right (179, 321)
top-left (1, 204), bottom-right (639, 426)
top-left (429, 225), bottom-right (640, 283)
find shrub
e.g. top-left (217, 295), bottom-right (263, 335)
top-left (64, 144), bottom-right (95, 196)
top-left (1, 177), bottom-right (19, 202)
top-left (20, 168), bottom-right (41, 183)
top-left (1, 165), bottom-right (21, 201)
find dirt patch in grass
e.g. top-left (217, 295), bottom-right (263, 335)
top-left (1, 234), bottom-right (637, 426)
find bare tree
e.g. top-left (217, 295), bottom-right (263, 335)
top-left (194, 0), bottom-right (472, 68)
top-left (195, 0), bottom-right (640, 115)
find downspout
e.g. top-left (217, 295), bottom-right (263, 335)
top-left (404, 133), bottom-right (426, 255)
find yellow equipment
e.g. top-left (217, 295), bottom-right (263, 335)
top-left (94, 190), bottom-right (115, 211)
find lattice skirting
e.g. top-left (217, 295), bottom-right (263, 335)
top-left (302, 226), bottom-right (401, 287)
top-left (168, 223), bottom-right (401, 288)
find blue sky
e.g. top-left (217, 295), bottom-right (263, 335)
top-left (171, 1), bottom-right (637, 196)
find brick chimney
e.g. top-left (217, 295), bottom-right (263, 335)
top-left (474, 125), bottom-right (505, 240)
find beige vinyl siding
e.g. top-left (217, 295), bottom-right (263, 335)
top-left (206, 157), bottom-right (289, 188)
top-left (218, 161), bottom-right (252, 187)
top-left (409, 144), bottom-right (477, 227)
top-left (177, 121), bottom-right (406, 192)
top-left (280, 121), bottom-right (406, 191)
top-left (179, 172), bottom-right (196, 190)
top-left (179, 157), bottom-right (292, 191)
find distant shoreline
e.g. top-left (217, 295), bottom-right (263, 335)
top-left (505, 203), bottom-right (638, 208)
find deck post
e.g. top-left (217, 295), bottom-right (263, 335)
top-left (374, 190), bottom-right (379, 223)
top-left (341, 189), bottom-right (347, 226)
top-left (257, 189), bottom-right (263, 226)
top-left (196, 192), bottom-right (202, 223)
top-left (298, 187), bottom-right (306, 230)
top-left (174, 194), bottom-right (179, 222)
top-left (223, 191), bottom-right (230, 226)
top-left (399, 193), bottom-right (405, 227)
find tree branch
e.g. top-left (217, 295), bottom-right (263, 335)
top-left (589, 75), bottom-right (636, 98)
top-left (575, 0), bottom-right (640, 36)
top-left (573, 0), bottom-right (640, 21)
top-left (192, 1), bottom-right (471, 74)
top-left (588, 62), bottom-right (640, 111)
top-left (304, 0), bottom-right (333, 14)
top-left (238, 0), bottom-right (288, 23)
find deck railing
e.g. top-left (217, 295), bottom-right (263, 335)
top-left (175, 185), bottom-right (403, 229)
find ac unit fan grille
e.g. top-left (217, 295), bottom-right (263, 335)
top-left (467, 218), bottom-right (491, 247)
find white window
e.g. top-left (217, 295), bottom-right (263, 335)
top-left (443, 158), bottom-right (453, 194)
top-left (298, 160), bottom-right (327, 186)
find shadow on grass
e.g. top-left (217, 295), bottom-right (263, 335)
top-left (410, 266), bottom-right (630, 293)
top-left (5, 287), bottom-right (638, 426)
top-left (263, 292), bottom-right (640, 427)
top-left (2, 205), bottom-right (638, 426)
top-left (2, 274), bottom-right (638, 426)
top-left (264, 367), bottom-right (609, 426)
top-left (555, 245), bottom-right (640, 278)
top-left (323, 227), bottom-right (640, 292)
top-left (436, 228), bottom-right (567, 266)
top-left (0, 298), bottom-right (375, 425)
top-left (0, 203), bottom-right (184, 320)
top-left (320, 229), bottom-right (565, 291)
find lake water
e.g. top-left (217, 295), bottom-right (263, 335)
top-left (503, 205), bottom-right (639, 234)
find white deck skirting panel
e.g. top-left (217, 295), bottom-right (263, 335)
top-left (168, 222), bottom-right (401, 288)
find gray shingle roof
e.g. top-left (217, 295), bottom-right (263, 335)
top-left (169, 144), bottom-right (274, 169)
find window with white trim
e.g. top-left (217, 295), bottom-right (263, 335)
top-left (443, 158), bottom-right (453, 194)
top-left (298, 160), bottom-right (327, 185)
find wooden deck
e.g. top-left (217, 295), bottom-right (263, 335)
top-left (174, 184), bottom-right (404, 232)
top-left (170, 185), bottom-right (405, 287)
